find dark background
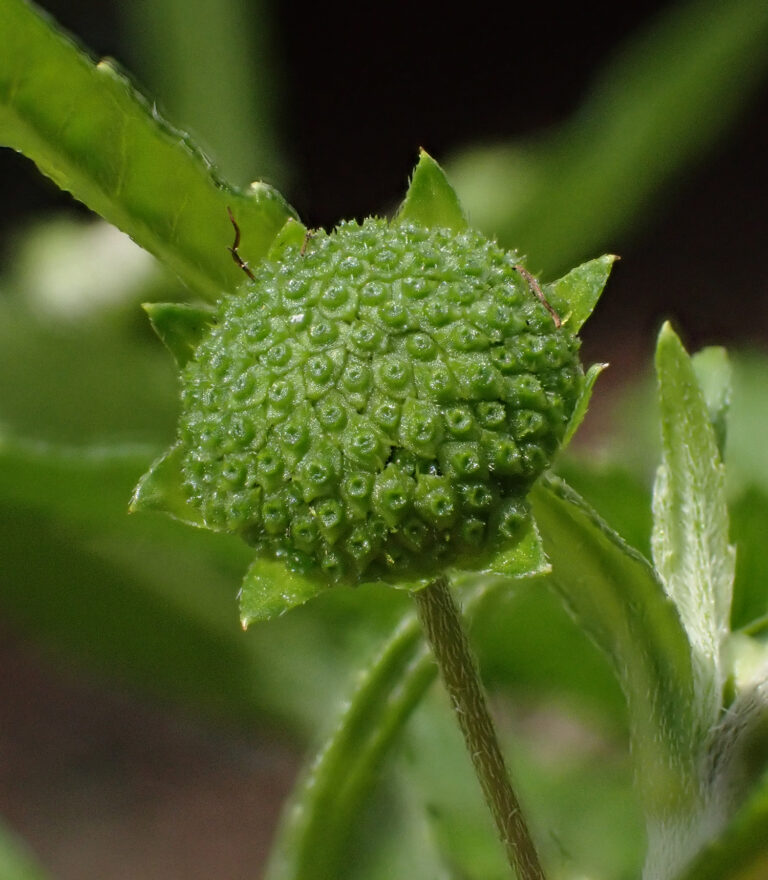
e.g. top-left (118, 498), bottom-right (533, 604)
top-left (3, 0), bottom-right (768, 363)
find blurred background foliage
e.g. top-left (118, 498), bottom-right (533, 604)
top-left (1, 0), bottom-right (767, 877)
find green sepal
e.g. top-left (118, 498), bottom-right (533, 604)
top-left (142, 302), bottom-right (215, 367)
top-left (478, 515), bottom-right (550, 580)
top-left (545, 254), bottom-right (617, 333)
top-left (268, 217), bottom-right (310, 260)
top-left (692, 346), bottom-right (731, 458)
top-left (562, 362), bottom-right (609, 448)
top-left (130, 443), bottom-right (206, 528)
top-left (240, 556), bottom-right (329, 626)
top-left (395, 149), bottom-right (468, 232)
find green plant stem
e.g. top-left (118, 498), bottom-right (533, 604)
top-left (413, 575), bottom-right (545, 880)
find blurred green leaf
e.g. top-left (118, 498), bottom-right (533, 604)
top-left (730, 487), bottom-right (768, 632)
top-left (0, 435), bottom-right (261, 720)
top-left (401, 687), bottom-right (644, 880)
top-left (0, 295), bottom-right (178, 445)
top-left (675, 766), bottom-right (768, 880)
top-left (555, 460), bottom-right (653, 558)
top-left (0, 0), bottom-right (295, 301)
top-left (264, 612), bottom-right (429, 880)
top-left (652, 323), bottom-right (735, 731)
top-left (395, 149), bottom-right (468, 232)
top-left (119, 0), bottom-right (287, 186)
top-left (722, 353), bottom-right (768, 497)
top-left (0, 822), bottom-right (49, 880)
top-left (264, 548), bottom-right (550, 879)
top-left (450, 0), bottom-right (768, 274)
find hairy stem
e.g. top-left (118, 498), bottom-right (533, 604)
top-left (413, 575), bottom-right (546, 880)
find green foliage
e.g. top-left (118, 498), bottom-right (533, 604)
top-left (1, 1), bottom-right (768, 879)
top-left (0, 0), bottom-right (294, 301)
top-left (448, 0), bottom-right (768, 274)
top-left (652, 325), bottom-right (735, 736)
top-left (0, 822), bottom-right (50, 880)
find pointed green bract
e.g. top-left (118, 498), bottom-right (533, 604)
top-left (692, 346), bottom-right (732, 458)
top-left (130, 443), bottom-right (207, 528)
top-left (267, 217), bottom-right (310, 260)
top-left (562, 362), bottom-right (609, 448)
top-left (240, 556), bottom-right (329, 626)
top-left (652, 323), bottom-right (735, 731)
top-left (142, 302), bottom-right (215, 367)
top-left (544, 254), bottom-right (616, 333)
top-left (480, 517), bottom-right (550, 580)
top-left (0, 0), bottom-right (295, 301)
top-left (395, 149), bottom-right (468, 232)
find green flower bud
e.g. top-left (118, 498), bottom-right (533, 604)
top-left (174, 217), bottom-right (581, 584)
top-left (134, 153), bottom-right (615, 622)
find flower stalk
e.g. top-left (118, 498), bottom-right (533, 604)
top-left (413, 575), bottom-right (546, 880)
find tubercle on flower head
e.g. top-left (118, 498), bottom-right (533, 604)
top-left (132, 150), bottom-right (615, 624)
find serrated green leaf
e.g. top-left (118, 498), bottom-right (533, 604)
top-left (530, 474), bottom-right (698, 817)
top-left (142, 302), bottom-right (215, 367)
top-left (544, 254), bottom-right (616, 333)
top-left (562, 361), bottom-right (609, 448)
top-left (130, 442), bottom-right (207, 527)
top-left (692, 346), bottom-right (732, 458)
top-left (268, 217), bottom-right (309, 259)
top-left (395, 149), bottom-right (467, 232)
top-left (240, 556), bottom-right (330, 626)
top-left (0, 0), bottom-right (296, 301)
top-left (652, 323), bottom-right (735, 730)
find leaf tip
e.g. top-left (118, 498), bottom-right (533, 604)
top-left (267, 216), bottom-right (309, 260)
top-left (396, 150), bottom-right (468, 232)
top-left (142, 301), bottom-right (214, 367)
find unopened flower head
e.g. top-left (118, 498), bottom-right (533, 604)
top-left (176, 218), bottom-right (582, 585)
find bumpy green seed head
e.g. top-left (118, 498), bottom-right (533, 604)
top-left (134, 152), bottom-right (613, 621)
top-left (176, 217), bottom-right (582, 585)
